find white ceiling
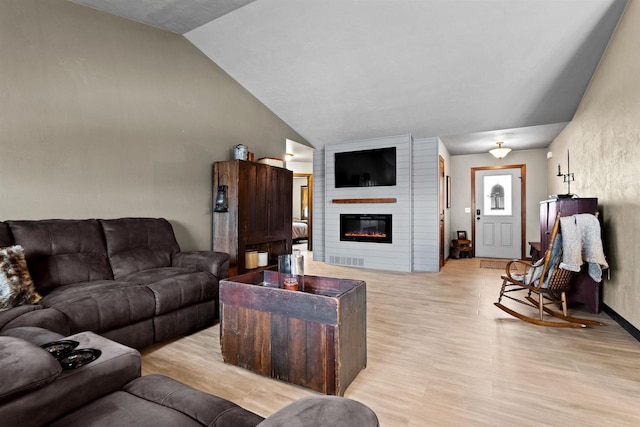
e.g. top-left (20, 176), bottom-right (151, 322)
top-left (70, 0), bottom-right (627, 157)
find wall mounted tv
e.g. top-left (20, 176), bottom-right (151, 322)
top-left (334, 147), bottom-right (396, 188)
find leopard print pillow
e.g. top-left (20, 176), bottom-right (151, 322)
top-left (0, 245), bottom-right (41, 311)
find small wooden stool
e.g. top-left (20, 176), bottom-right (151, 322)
top-left (451, 239), bottom-right (472, 258)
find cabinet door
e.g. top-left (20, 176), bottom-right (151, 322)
top-left (540, 201), bottom-right (558, 251)
top-left (238, 162), bottom-right (270, 243)
top-left (266, 167), bottom-right (293, 239)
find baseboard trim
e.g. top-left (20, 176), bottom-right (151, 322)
top-left (602, 304), bottom-right (640, 342)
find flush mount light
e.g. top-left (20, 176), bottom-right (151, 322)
top-left (285, 153), bottom-right (294, 162)
top-left (489, 141), bottom-right (512, 159)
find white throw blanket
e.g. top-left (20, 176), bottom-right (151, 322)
top-left (559, 214), bottom-right (608, 282)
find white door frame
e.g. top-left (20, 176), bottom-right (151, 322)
top-left (471, 164), bottom-right (526, 260)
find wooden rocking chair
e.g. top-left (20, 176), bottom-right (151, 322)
top-left (494, 212), bottom-right (602, 328)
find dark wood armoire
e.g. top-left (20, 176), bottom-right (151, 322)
top-left (212, 160), bottom-right (293, 275)
top-left (540, 197), bottom-right (602, 312)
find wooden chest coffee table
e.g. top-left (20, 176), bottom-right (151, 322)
top-left (219, 270), bottom-right (366, 395)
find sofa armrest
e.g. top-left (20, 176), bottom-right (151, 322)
top-left (123, 375), bottom-right (264, 427)
top-left (0, 336), bottom-right (62, 401)
top-left (258, 396), bottom-right (379, 427)
top-left (172, 251), bottom-right (230, 279)
top-left (0, 306), bottom-right (70, 336)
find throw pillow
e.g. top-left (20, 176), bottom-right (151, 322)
top-left (0, 245), bottom-right (41, 311)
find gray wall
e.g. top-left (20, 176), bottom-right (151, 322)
top-left (0, 0), bottom-right (306, 251)
top-left (323, 135), bottom-right (413, 272)
top-left (313, 135), bottom-right (441, 272)
top-left (548, 0), bottom-right (640, 329)
top-left (449, 149), bottom-right (549, 256)
top-left (413, 137), bottom-right (439, 271)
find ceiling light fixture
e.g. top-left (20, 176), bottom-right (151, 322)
top-left (285, 153), bottom-right (294, 162)
top-left (489, 142), bottom-right (512, 159)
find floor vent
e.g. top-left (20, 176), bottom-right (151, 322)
top-left (328, 255), bottom-right (365, 267)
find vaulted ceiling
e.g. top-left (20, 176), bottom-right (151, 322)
top-left (70, 0), bottom-right (627, 156)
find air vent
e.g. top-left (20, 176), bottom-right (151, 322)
top-left (328, 255), bottom-right (365, 267)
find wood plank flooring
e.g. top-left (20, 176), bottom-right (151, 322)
top-left (141, 256), bottom-right (640, 426)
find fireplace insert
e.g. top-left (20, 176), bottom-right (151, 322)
top-left (340, 214), bottom-right (392, 244)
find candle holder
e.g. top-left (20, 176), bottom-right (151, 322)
top-left (278, 254), bottom-right (304, 291)
top-left (556, 150), bottom-right (575, 198)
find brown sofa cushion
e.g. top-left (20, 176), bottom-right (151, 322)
top-left (40, 280), bottom-right (156, 334)
top-left (0, 222), bottom-right (13, 247)
top-left (100, 218), bottom-right (180, 278)
top-left (49, 375), bottom-right (265, 427)
top-left (0, 304), bottom-right (41, 330)
top-left (118, 268), bottom-right (217, 315)
top-left (0, 306), bottom-right (70, 337)
top-left (257, 396), bottom-right (379, 427)
top-left (123, 375), bottom-right (264, 426)
top-left (8, 220), bottom-right (113, 293)
top-left (0, 336), bottom-right (61, 401)
top-left (0, 326), bottom-right (65, 346)
top-left (48, 390), bottom-right (206, 427)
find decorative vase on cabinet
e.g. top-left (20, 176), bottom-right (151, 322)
top-left (212, 160), bottom-right (293, 275)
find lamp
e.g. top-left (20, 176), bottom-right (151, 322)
top-left (489, 141), bottom-right (512, 159)
top-left (213, 185), bottom-right (228, 212)
top-left (213, 169), bottom-right (229, 213)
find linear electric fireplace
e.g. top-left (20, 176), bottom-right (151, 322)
top-left (340, 214), bottom-right (392, 244)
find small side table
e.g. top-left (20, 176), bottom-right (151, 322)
top-left (451, 239), bottom-right (472, 259)
top-left (220, 270), bottom-right (367, 395)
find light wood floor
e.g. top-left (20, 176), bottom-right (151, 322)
top-left (141, 257), bottom-right (640, 426)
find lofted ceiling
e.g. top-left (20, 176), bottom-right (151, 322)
top-left (70, 0), bottom-right (627, 158)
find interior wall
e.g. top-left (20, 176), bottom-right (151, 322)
top-left (286, 161), bottom-right (313, 174)
top-left (312, 149), bottom-right (326, 262)
top-left (449, 149), bottom-right (549, 256)
top-left (438, 138), bottom-right (452, 261)
top-left (412, 137), bottom-right (440, 272)
top-left (323, 135), bottom-right (413, 272)
top-left (0, 0), bottom-right (306, 251)
top-left (548, 0), bottom-right (639, 329)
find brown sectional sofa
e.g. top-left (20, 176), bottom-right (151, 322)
top-left (0, 217), bottom-right (229, 348)
top-left (0, 218), bottom-right (380, 426)
top-left (0, 327), bottom-right (379, 427)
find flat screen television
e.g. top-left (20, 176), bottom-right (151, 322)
top-left (334, 147), bottom-right (396, 188)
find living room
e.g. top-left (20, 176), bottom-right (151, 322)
top-left (2, 0), bottom-right (640, 425)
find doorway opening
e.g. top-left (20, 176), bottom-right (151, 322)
top-left (293, 173), bottom-right (313, 251)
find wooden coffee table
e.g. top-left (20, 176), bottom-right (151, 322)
top-left (219, 270), bottom-right (366, 395)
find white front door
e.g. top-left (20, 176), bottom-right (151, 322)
top-left (474, 168), bottom-right (521, 259)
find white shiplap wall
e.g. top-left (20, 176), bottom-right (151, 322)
top-left (312, 148), bottom-right (325, 262)
top-left (412, 137), bottom-right (439, 271)
top-left (324, 135), bottom-right (413, 272)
